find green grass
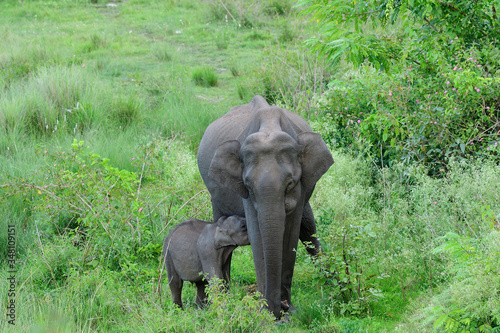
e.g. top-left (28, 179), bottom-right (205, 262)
top-left (192, 66), bottom-right (219, 87)
top-left (1, 0), bottom-right (499, 332)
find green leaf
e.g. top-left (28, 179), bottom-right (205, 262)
top-left (383, 131), bottom-right (388, 142)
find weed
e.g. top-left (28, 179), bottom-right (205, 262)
top-left (206, 278), bottom-right (275, 332)
top-left (236, 81), bottom-right (254, 101)
top-left (110, 93), bottom-right (143, 127)
top-left (192, 66), bottom-right (218, 87)
top-left (82, 33), bottom-right (107, 53)
top-left (264, 0), bottom-right (293, 16)
top-left (279, 23), bottom-right (296, 43)
top-left (153, 47), bottom-right (172, 62)
top-left (230, 65), bottom-right (239, 77)
top-left (253, 46), bottom-right (330, 112)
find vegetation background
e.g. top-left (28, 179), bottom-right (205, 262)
top-left (0, 0), bottom-right (498, 332)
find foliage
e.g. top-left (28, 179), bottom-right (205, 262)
top-left (310, 49), bottom-right (499, 173)
top-left (205, 278), bottom-right (275, 332)
top-left (1, 137), bottom-right (210, 284)
top-left (299, 0), bottom-right (500, 173)
top-left (297, 0), bottom-right (499, 73)
top-left (420, 226), bottom-right (500, 332)
top-left (31, 140), bottom-right (158, 280)
top-left (311, 153), bottom-right (500, 322)
top-left (311, 217), bottom-right (387, 317)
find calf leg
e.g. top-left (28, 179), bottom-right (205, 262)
top-left (166, 259), bottom-right (184, 308)
top-left (195, 280), bottom-right (208, 308)
top-left (221, 252), bottom-right (233, 288)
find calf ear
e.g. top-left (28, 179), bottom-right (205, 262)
top-left (214, 226), bottom-right (237, 248)
top-left (209, 140), bottom-right (249, 199)
top-left (297, 132), bottom-right (334, 192)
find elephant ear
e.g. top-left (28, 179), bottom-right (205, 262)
top-left (297, 132), bottom-right (334, 192)
top-left (209, 140), bottom-right (249, 199)
top-left (214, 218), bottom-right (237, 248)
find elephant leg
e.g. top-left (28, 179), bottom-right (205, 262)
top-left (221, 252), bottom-right (233, 287)
top-left (168, 270), bottom-right (184, 309)
top-left (299, 202), bottom-right (322, 257)
top-left (211, 199), bottom-right (224, 221)
top-left (195, 280), bottom-right (208, 308)
top-left (281, 209), bottom-right (303, 312)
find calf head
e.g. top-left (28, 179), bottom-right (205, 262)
top-left (214, 216), bottom-right (250, 248)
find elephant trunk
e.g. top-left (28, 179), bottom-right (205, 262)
top-left (257, 206), bottom-right (286, 318)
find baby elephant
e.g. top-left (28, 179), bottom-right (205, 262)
top-left (162, 215), bottom-right (249, 308)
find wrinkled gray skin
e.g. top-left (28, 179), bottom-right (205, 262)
top-left (197, 95), bottom-right (334, 318)
top-left (162, 215), bottom-right (249, 309)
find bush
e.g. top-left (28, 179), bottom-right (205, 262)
top-left (204, 278), bottom-right (275, 332)
top-left (299, 0), bottom-right (500, 173)
top-left (414, 228), bottom-right (500, 332)
top-left (2, 137), bottom-right (210, 283)
top-left (311, 55), bottom-right (500, 173)
top-left (310, 152), bottom-right (500, 319)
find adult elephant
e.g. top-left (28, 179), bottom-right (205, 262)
top-left (197, 95), bottom-right (333, 318)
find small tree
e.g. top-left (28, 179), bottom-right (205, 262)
top-left (297, 0), bottom-right (499, 73)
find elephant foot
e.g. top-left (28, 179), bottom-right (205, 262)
top-left (275, 313), bottom-right (291, 324)
top-left (280, 300), bottom-right (297, 313)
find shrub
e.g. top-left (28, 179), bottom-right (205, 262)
top-left (191, 66), bottom-right (218, 87)
top-left (311, 55), bottom-right (500, 174)
top-left (311, 216), bottom-right (387, 317)
top-left (204, 278), bottom-right (275, 332)
top-left (310, 152), bottom-right (500, 320)
top-left (4, 137), bottom-right (210, 283)
top-left (417, 228), bottom-right (500, 332)
top-left (264, 0), bottom-right (293, 16)
top-left (299, 0), bottom-right (500, 173)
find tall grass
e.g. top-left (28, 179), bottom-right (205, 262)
top-left (237, 46), bottom-right (330, 114)
top-left (192, 66), bottom-right (219, 87)
top-left (0, 66), bottom-right (107, 139)
top-left (151, 86), bottom-right (224, 145)
top-left (308, 154), bottom-right (500, 321)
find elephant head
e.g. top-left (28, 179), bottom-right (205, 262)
top-left (207, 106), bottom-right (333, 317)
top-left (214, 216), bottom-right (250, 248)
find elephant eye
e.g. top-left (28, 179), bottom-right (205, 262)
top-left (285, 180), bottom-right (295, 193)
